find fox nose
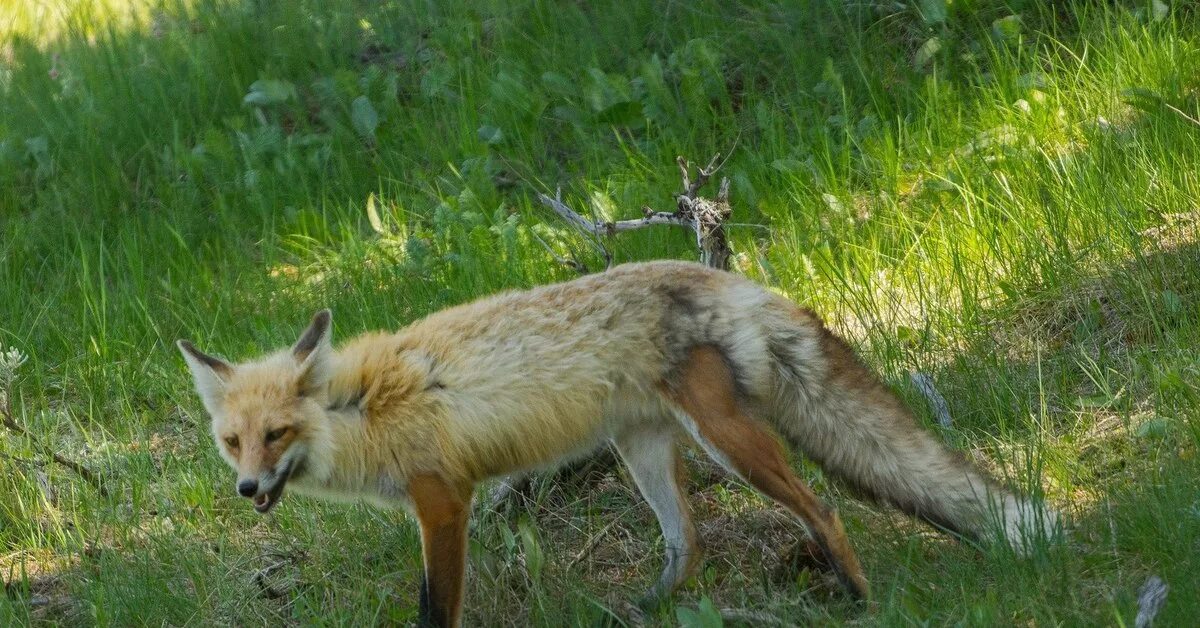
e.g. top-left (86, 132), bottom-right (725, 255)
top-left (237, 479), bottom-right (258, 497)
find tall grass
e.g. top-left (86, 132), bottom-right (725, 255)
top-left (1, 0), bottom-right (1197, 624)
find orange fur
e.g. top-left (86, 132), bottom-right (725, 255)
top-left (663, 346), bottom-right (869, 598)
top-left (410, 474), bottom-right (470, 627)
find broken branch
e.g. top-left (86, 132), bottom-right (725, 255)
top-left (1, 411), bottom-right (108, 495)
top-left (677, 153), bottom-right (722, 199)
top-left (537, 153), bottom-right (734, 271)
top-left (565, 515), bottom-right (625, 571)
top-left (1, 372), bottom-right (108, 496)
top-left (536, 190), bottom-right (614, 269)
top-left (530, 229), bottom-right (589, 275)
top-left (536, 193), bottom-right (688, 235)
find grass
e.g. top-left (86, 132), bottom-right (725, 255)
top-left (1, 0), bottom-right (1198, 624)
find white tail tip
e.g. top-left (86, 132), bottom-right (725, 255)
top-left (997, 495), bottom-right (1062, 553)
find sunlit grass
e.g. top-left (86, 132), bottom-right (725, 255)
top-left (1, 0), bottom-right (1198, 624)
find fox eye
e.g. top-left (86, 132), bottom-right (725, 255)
top-left (224, 435), bottom-right (239, 449)
top-left (265, 427), bottom-right (289, 443)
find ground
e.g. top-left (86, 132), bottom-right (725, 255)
top-left (1, 0), bottom-right (1198, 625)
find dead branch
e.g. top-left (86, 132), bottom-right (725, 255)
top-left (536, 153), bottom-right (734, 271)
top-left (671, 154), bottom-right (734, 269)
top-left (677, 153), bottom-right (721, 199)
top-left (537, 193), bottom-right (689, 236)
top-left (718, 608), bottom-right (796, 627)
top-left (1, 399), bottom-right (108, 496)
top-left (536, 189), bottom-right (615, 270)
top-left (565, 515), bottom-right (625, 571)
top-left (530, 229), bottom-right (589, 275)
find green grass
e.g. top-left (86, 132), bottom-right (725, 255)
top-left (2, 0), bottom-right (1198, 624)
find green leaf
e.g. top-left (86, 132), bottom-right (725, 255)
top-left (895, 325), bottom-right (921, 346)
top-left (351, 96), bottom-right (379, 139)
top-left (770, 158), bottom-right (803, 173)
top-left (997, 280), bottom-right (1020, 302)
top-left (992, 15), bottom-right (1022, 42)
top-left (677, 607), bottom-right (704, 627)
top-left (676, 596), bottom-right (724, 628)
top-left (821, 193), bottom-right (845, 214)
top-left (1135, 417), bottom-right (1171, 440)
top-left (1162, 289), bottom-right (1183, 318)
top-left (920, 0), bottom-right (948, 25)
top-left (517, 519), bottom-right (544, 581)
top-left (1152, 0), bottom-right (1169, 22)
top-left (1017, 72), bottom-right (1047, 90)
top-left (697, 597), bottom-right (723, 625)
top-left (23, 135), bottom-right (48, 159)
top-left (914, 36), bottom-right (942, 70)
top-left (477, 125), bottom-right (504, 145)
top-left (243, 79), bottom-right (296, 106)
top-left (420, 63), bottom-right (453, 99)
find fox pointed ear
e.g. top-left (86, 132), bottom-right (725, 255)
top-left (177, 340), bottom-right (232, 413)
top-left (293, 309), bottom-right (333, 396)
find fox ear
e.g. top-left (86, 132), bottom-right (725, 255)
top-left (293, 309), bottom-right (333, 396)
top-left (177, 340), bottom-right (232, 414)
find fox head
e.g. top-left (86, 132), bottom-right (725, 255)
top-left (177, 310), bottom-right (335, 513)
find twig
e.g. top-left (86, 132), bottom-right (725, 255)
top-left (537, 193), bottom-right (688, 234)
top-left (677, 153), bottom-right (721, 199)
top-left (0, 451), bottom-right (41, 467)
top-left (1164, 102), bottom-right (1200, 128)
top-left (565, 515), bottom-right (625, 571)
top-left (1, 403), bottom-right (108, 496)
top-left (536, 189), bottom-right (614, 269)
top-left (530, 229), bottom-right (589, 275)
top-left (719, 608), bottom-right (796, 627)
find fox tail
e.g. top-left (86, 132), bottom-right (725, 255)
top-left (757, 304), bottom-right (1058, 550)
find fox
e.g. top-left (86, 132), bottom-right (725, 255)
top-left (178, 260), bottom-right (1057, 627)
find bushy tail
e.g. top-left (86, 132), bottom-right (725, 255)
top-left (762, 315), bottom-right (1057, 550)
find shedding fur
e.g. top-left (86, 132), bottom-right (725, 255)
top-left (179, 260), bottom-right (1058, 626)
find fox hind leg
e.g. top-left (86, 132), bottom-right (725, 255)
top-left (613, 424), bottom-right (701, 607)
top-left (662, 345), bottom-right (870, 600)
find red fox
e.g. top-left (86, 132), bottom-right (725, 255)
top-left (179, 261), bottom-right (1056, 626)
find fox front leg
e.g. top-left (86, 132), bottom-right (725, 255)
top-left (410, 475), bottom-right (472, 628)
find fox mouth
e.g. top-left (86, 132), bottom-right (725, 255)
top-left (253, 479), bottom-right (287, 513)
top-left (252, 461), bottom-right (297, 514)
